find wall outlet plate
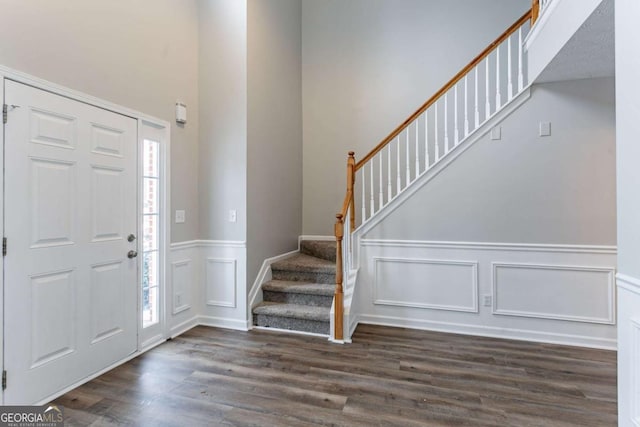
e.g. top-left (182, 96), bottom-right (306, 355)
top-left (539, 121), bottom-right (551, 137)
top-left (491, 126), bottom-right (502, 140)
top-left (228, 209), bottom-right (237, 223)
top-left (175, 210), bottom-right (186, 223)
top-left (483, 295), bottom-right (492, 307)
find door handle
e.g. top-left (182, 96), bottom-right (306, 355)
top-left (127, 234), bottom-right (136, 242)
top-left (127, 250), bottom-right (138, 259)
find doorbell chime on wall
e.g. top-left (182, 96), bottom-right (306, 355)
top-left (176, 102), bottom-right (187, 124)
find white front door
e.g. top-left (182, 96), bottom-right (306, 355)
top-left (3, 80), bottom-right (138, 404)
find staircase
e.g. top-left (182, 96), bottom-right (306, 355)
top-left (252, 240), bottom-right (336, 335)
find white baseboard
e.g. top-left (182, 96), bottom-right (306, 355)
top-left (198, 315), bottom-right (249, 331)
top-left (356, 314), bottom-right (617, 350)
top-left (169, 315), bottom-right (200, 338)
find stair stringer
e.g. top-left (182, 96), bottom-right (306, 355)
top-left (342, 86), bottom-right (532, 342)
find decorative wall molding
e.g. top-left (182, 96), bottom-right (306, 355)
top-left (617, 274), bottom-right (640, 296)
top-left (170, 259), bottom-right (192, 315)
top-left (353, 238), bottom-right (618, 348)
top-left (632, 317), bottom-right (640, 425)
top-left (205, 258), bottom-right (237, 308)
top-left (373, 257), bottom-right (479, 313)
top-left (170, 239), bottom-right (246, 250)
top-left (361, 239), bottom-right (617, 254)
top-left (492, 262), bottom-right (616, 325)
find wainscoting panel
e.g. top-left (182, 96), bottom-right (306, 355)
top-left (171, 259), bottom-right (192, 315)
top-left (205, 258), bottom-right (237, 308)
top-left (354, 239), bottom-right (617, 348)
top-left (373, 257), bottom-right (478, 312)
top-left (493, 263), bottom-right (615, 324)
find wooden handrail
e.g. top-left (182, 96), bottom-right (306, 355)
top-left (355, 9), bottom-right (532, 171)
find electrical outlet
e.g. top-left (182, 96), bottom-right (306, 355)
top-left (175, 210), bottom-right (186, 223)
top-left (483, 295), bottom-right (492, 307)
top-left (228, 209), bottom-right (237, 223)
top-left (175, 294), bottom-right (181, 307)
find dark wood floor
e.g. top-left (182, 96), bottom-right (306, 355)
top-left (54, 325), bottom-right (617, 426)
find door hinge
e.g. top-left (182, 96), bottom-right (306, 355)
top-left (2, 238), bottom-right (6, 257)
top-left (2, 104), bottom-right (7, 124)
top-left (2, 370), bottom-right (7, 390)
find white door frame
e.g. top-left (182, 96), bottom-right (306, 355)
top-left (0, 65), bottom-right (171, 403)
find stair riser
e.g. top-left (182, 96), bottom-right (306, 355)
top-left (263, 290), bottom-right (333, 308)
top-left (272, 270), bottom-right (335, 284)
top-left (253, 314), bottom-right (329, 335)
top-left (300, 241), bottom-right (336, 262)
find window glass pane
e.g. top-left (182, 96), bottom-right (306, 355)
top-left (144, 139), bottom-right (159, 178)
top-left (143, 215), bottom-right (158, 251)
top-left (143, 178), bottom-right (158, 214)
top-left (142, 251), bottom-right (159, 327)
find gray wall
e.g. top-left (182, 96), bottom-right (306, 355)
top-left (198, 0), bottom-right (248, 242)
top-left (247, 0), bottom-right (303, 287)
top-left (301, 0), bottom-right (530, 235)
top-left (365, 78), bottom-right (616, 245)
top-left (0, 0), bottom-right (200, 242)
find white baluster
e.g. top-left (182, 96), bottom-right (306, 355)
top-left (444, 92), bottom-right (449, 154)
top-left (361, 169), bottom-right (366, 222)
top-left (425, 109), bottom-right (430, 169)
top-left (496, 45), bottom-right (501, 109)
top-left (474, 67), bottom-right (480, 128)
top-left (415, 120), bottom-right (420, 176)
top-left (378, 153), bottom-right (383, 211)
top-left (518, 27), bottom-right (524, 91)
top-left (507, 35), bottom-right (513, 100)
top-left (435, 100), bottom-right (440, 161)
top-left (454, 84), bottom-right (459, 146)
top-left (387, 144), bottom-right (392, 203)
top-left (396, 136), bottom-right (401, 192)
top-left (464, 75), bottom-right (469, 137)
top-left (369, 162), bottom-right (374, 217)
top-left (485, 57), bottom-right (490, 120)
top-left (405, 130), bottom-right (410, 186)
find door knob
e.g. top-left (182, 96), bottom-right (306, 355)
top-left (127, 250), bottom-right (138, 259)
top-left (127, 234), bottom-right (136, 242)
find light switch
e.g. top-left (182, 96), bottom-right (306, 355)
top-left (490, 126), bottom-right (502, 140)
top-left (539, 121), bottom-right (551, 137)
top-left (175, 210), bottom-right (186, 223)
top-left (228, 209), bottom-right (237, 223)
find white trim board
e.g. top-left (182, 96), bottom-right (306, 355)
top-left (618, 274), bottom-right (640, 296)
top-left (356, 314), bottom-right (617, 350)
top-left (360, 239), bottom-right (617, 254)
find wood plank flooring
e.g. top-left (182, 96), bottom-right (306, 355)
top-left (53, 325), bottom-right (617, 426)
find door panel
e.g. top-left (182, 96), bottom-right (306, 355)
top-left (4, 80), bottom-right (138, 404)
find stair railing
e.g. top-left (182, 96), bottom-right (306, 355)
top-left (333, 8), bottom-right (535, 341)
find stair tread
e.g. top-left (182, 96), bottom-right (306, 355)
top-left (300, 240), bottom-right (337, 262)
top-left (271, 253), bottom-right (335, 274)
top-left (252, 302), bottom-right (330, 322)
top-left (262, 280), bottom-right (335, 296)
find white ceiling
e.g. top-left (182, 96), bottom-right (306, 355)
top-left (536, 0), bottom-right (614, 83)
